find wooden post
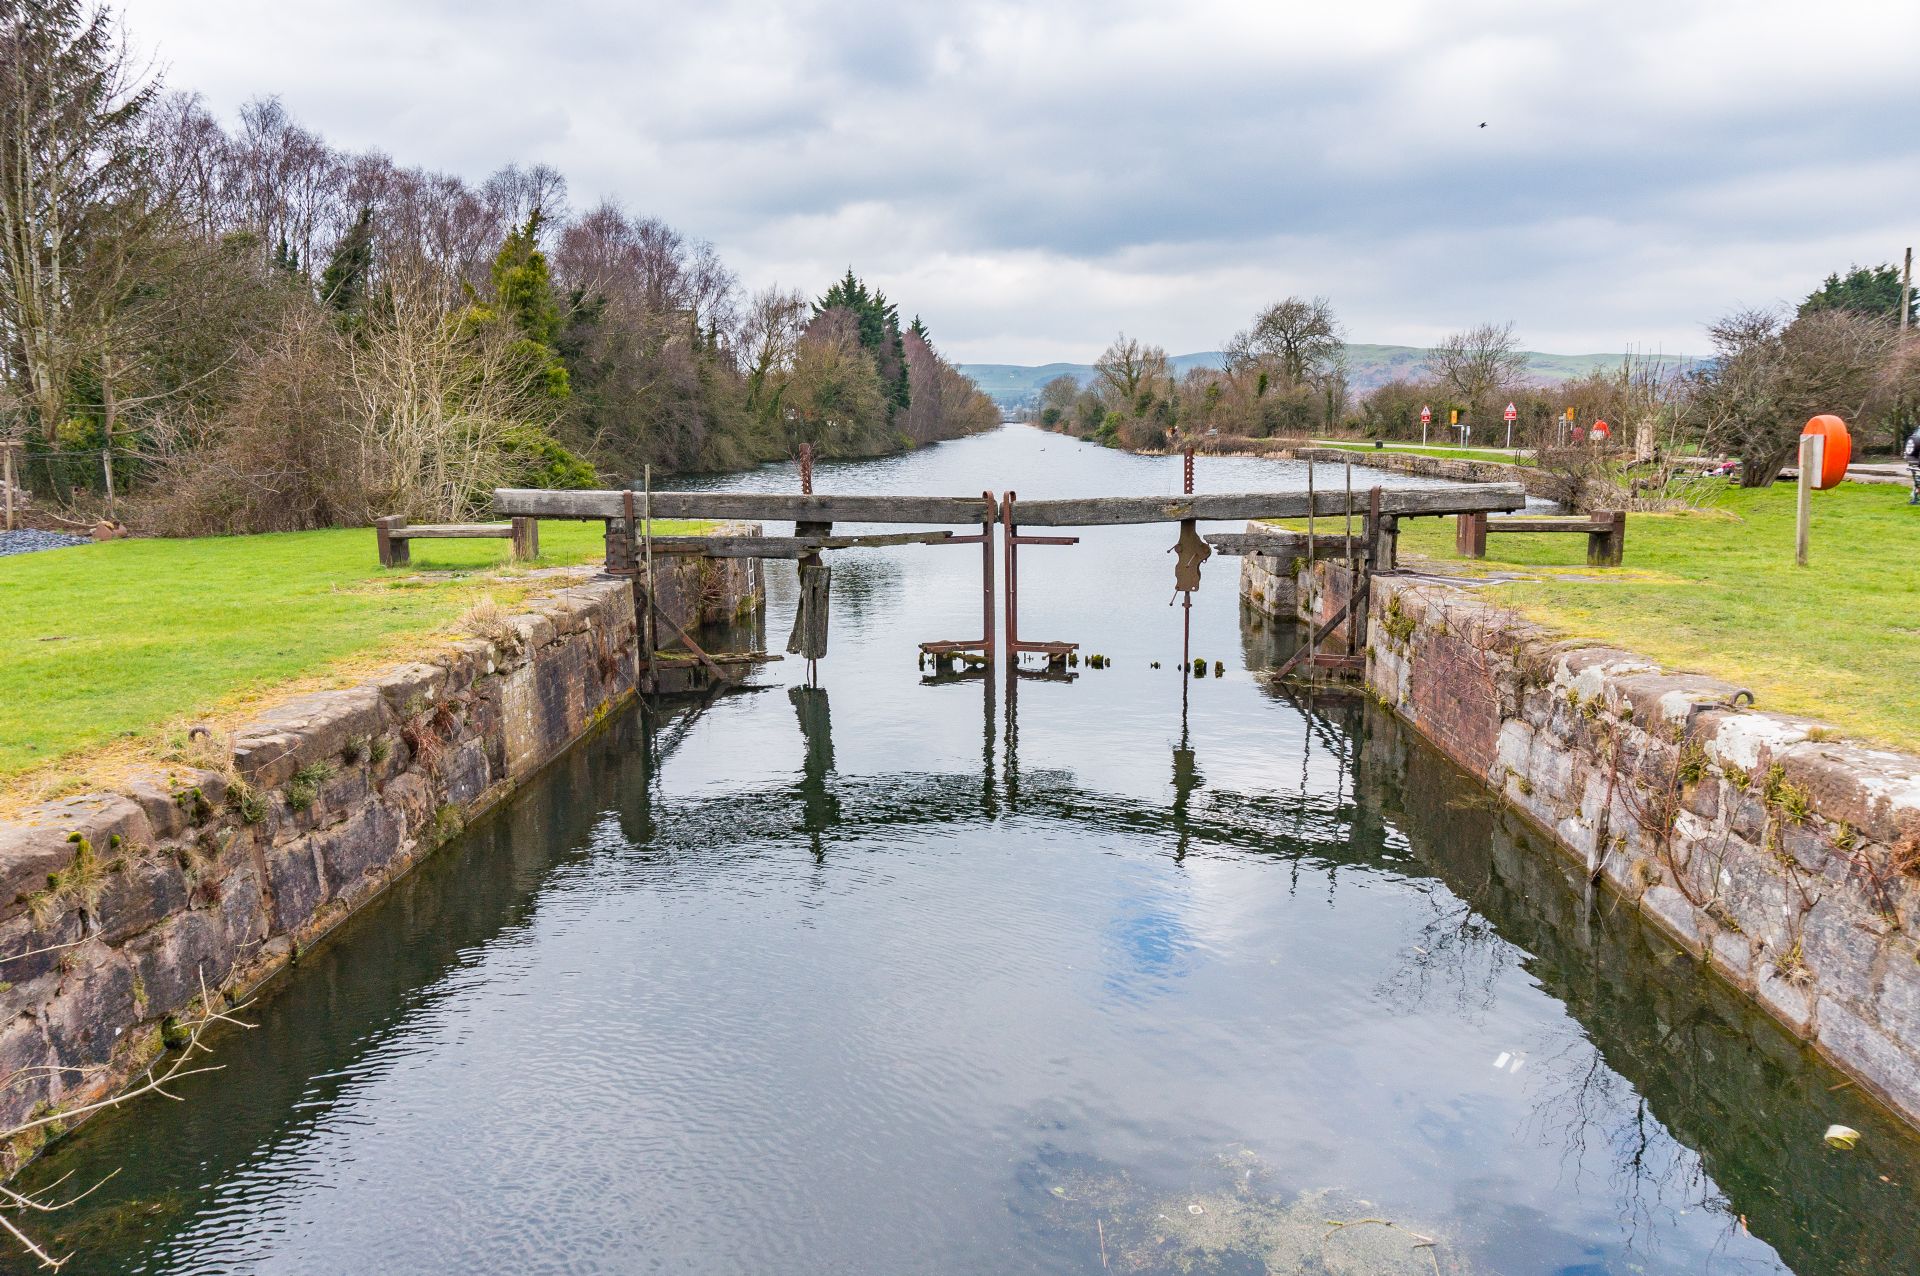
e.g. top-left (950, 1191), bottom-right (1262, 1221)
top-left (1588, 510), bottom-right (1626, 567)
top-left (2, 440), bottom-right (16, 532)
top-left (375, 515), bottom-right (408, 568)
top-left (1370, 512), bottom-right (1399, 572)
top-left (1795, 433), bottom-right (1820, 567)
top-left (1455, 510), bottom-right (1487, 559)
top-left (100, 447), bottom-right (114, 517)
top-left (509, 516), bottom-right (538, 561)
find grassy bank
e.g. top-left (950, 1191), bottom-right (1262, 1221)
top-left (1311, 440), bottom-right (1535, 465)
top-left (1387, 482), bottom-right (1918, 751)
top-left (0, 519), bottom-right (706, 798)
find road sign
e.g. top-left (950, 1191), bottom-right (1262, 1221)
top-left (1420, 405), bottom-right (1432, 423)
top-left (1504, 403), bottom-right (1517, 422)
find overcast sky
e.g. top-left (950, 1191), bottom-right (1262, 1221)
top-left (127, 0), bottom-right (1919, 364)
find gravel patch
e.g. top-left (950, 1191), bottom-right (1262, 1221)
top-left (0, 529), bottom-right (91, 557)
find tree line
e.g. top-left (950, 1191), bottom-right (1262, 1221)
top-left (0, 1), bottom-right (998, 534)
top-left (1038, 267), bottom-right (1919, 488)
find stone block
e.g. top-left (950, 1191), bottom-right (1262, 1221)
top-left (214, 861), bottom-right (267, 961)
top-left (1816, 998), bottom-right (1920, 1124)
top-left (231, 686), bottom-right (387, 788)
top-left (264, 839), bottom-right (326, 935)
top-left (124, 777), bottom-right (196, 840)
top-left (0, 1014), bottom-right (54, 1127)
top-left (440, 739), bottom-right (491, 808)
top-left (315, 803), bottom-right (402, 898)
top-left (1640, 884), bottom-right (1705, 954)
top-left (382, 772), bottom-right (435, 835)
top-left (42, 951), bottom-right (136, 1073)
top-left (371, 662), bottom-right (447, 718)
top-left (0, 824), bottom-right (83, 913)
top-left (1875, 943), bottom-right (1920, 1045)
top-left (1795, 895), bottom-right (1886, 1016)
top-left (128, 910), bottom-right (232, 1017)
top-left (92, 853), bottom-right (191, 947)
top-left (0, 910), bottom-right (83, 985)
top-left (1754, 967), bottom-right (1815, 1034)
top-left (1707, 926), bottom-right (1754, 984)
top-left (1714, 842), bottom-right (1792, 955)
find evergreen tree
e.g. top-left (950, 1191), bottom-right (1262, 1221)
top-left (1800, 264), bottom-right (1917, 325)
top-left (318, 205), bottom-right (373, 320)
top-left (493, 210), bottom-right (564, 348)
top-left (474, 210), bottom-right (568, 399)
top-left (815, 267), bottom-right (909, 417)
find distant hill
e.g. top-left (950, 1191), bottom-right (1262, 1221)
top-left (960, 345), bottom-right (1667, 410)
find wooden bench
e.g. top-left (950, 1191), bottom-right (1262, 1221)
top-left (1454, 510), bottom-right (1626, 566)
top-left (375, 516), bottom-right (538, 567)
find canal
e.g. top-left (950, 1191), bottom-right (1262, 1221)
top-left (24, 425), bottom-right (1920, 1273)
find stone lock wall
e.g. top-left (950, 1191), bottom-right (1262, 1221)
top-left (1260, 555), bottom-right (1920, 1125)
top-left (0, 546), bottom-right (762, 1163)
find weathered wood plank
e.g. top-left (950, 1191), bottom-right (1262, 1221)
top-left (494, 489), bottom-right (997, 525)
top-left (1484, 517), bottom-right (1610, 533)
top-left (647, 531), bottom-right (956, 558)
top-left (1009, 484), bottom-right (1525, 526)
top-left (388, 524), bottom-right (515, 539)
top-left (1203, 532), bottom-right (1370, 559)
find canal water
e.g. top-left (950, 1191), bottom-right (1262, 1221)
top-left (25, 425), bottom-right (1920, 1274)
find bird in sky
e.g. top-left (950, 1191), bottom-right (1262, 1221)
top-left (1478, 122), bottom-right (1487, 128)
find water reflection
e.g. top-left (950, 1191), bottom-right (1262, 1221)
top-left (24, 426), bottom-right (1920, 1275)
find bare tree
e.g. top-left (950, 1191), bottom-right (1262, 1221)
top-left (1425, 322), bottom-right (1528, 424)
top-left (1695, 307), bottom-right (1898, 486)
top-left (229, 97), bottom-right (340, 274)
top-left (0, 0), bottom-right (163, 440)
top-left (1224, 295), bottom-right (1343, 386)
top-left (1093, 332), bottom-right (1170, 413)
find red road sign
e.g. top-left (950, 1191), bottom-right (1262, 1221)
top-left (1420, 405), bottom-right (1432, 423)
top-left (1504, 402), bottom-right (1517, 422)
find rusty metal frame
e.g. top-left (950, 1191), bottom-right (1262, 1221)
top-left (918, 490), bottom-right (998, 668)
top-left (1001, 491), bottom-right (1078, 665)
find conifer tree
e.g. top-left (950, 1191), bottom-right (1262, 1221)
top-left (318, 205), bottom-right (373, 320)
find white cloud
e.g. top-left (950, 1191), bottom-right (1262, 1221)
top-left (126, 0), bottom-right (1920, 362)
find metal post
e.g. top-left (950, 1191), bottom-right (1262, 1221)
top-left (982, 493), bottom-right (996, 663)
top-left (798, 442), bottom-right (814, 495)
top-left (642, 466), bottom-right (656, 666)
top-left (1182, 444), bottom-right (1194, 674)
top-left (1003, 491), bottom-right (1017, 656)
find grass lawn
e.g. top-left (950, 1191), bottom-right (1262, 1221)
top-left (1313, 440), bottom-right (1535, 465)
top-left (1386, 482), bottom-right (1919, 752)
top-left (0, 519), bottom-right (708, 802)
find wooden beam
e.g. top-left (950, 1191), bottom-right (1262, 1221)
top-left (1484, 517), bottom-right (1613, 533)
top-left (387, 524), bottom-right (515, 538)
top-left (494, 488), bottom-right (996, 525)
top-left (646, 531), bottom-right (957, 558)
top-left (1203, 531), bottom-right (1369, 559)
top-left (1009, 483), bottom-right (1525, 527)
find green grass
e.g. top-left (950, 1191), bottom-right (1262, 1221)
top-left (1313, 440), bottom-right (1535, 465)
top-left (1386, 483), bottom-right (1920, 751)
top-left (0, 519), bottom-right (708, 789)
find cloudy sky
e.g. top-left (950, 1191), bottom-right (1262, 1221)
top-left (128, 0), bottom-right (1919, 364)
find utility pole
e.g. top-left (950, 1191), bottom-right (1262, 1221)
top-left (1902, 246), bottom-right (1912, 335)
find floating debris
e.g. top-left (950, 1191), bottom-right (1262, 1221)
top-left (1825, 1124), bottom-right (1862, 1150)
top-left (1027, 1146), bottom-right (1468, 1275)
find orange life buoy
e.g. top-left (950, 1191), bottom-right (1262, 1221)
top-left (1801, 415), bottom-right (1850, 490)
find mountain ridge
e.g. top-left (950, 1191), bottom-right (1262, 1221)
top-left (959, 344), bottom-right (1687, 409)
